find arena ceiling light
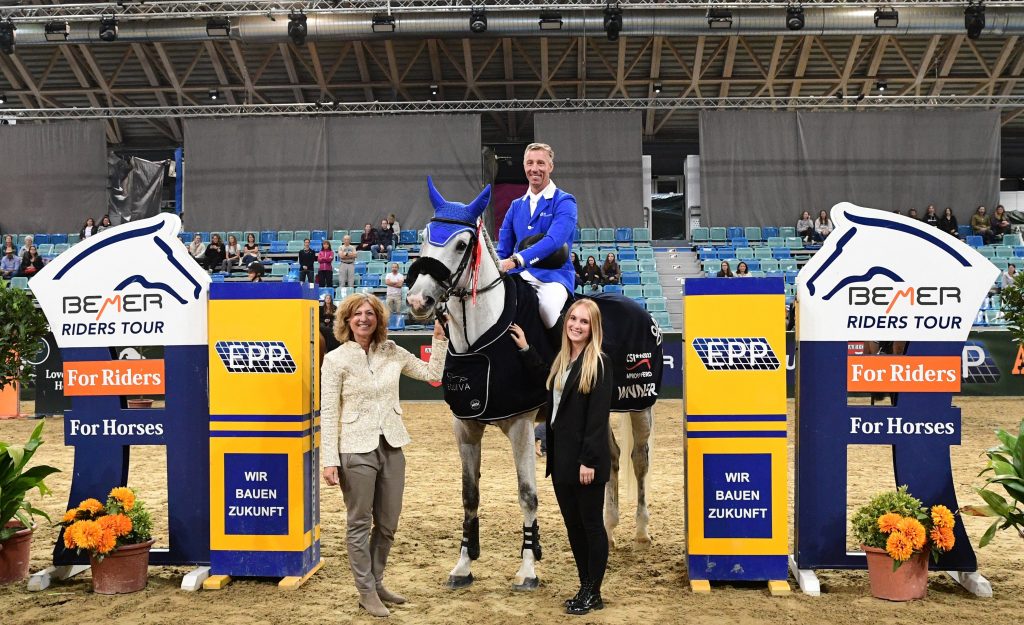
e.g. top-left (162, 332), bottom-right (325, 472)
top-left (372, 13), bottom-right (396, 33)
top-left (0, 93), bottom-right (6, 104)
top-left (603, 3), bottom-right (623, 42)
top-left (98, 15), bottom-right (118, 42)
top-left (707, 9), bottom-right (733, 30)
top-left (1, 20), bottom-right (15, 54)
top-left (873, 8), bottom-right (899, 29)
top-left (45, 21), bottom-right (70, 42)
top-left (653, 81), bottom-right (662, 94)
top-left (876, 80), bottom-right (888, 92)
top-left (469, 7), bottom-right (487, 34)
top-left (539, 10), bottom-right (563, 31)
top-left (430, 84), bottom-right (439, 96)
top-left (786, 6), bottom-right (805, 31)
top-left (965, 2), bottom-right (985, 40)
top-left (208, 88), bottom-right (220, 101)
top-left (288, 13), bottom-right (307, 45)
top-left (206, 17), bottom-right (231, 38)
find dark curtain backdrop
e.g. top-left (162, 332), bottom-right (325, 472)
top-left (699, 110), bottom-right (1001, 227)
top-left (534, 111), bottom-right (645, 228)
top-left (0, 121), bottom-right (107, 234)
top-left (183, 115), bottom-right (481, 232)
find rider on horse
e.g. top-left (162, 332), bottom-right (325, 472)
top-left (496, 142), bottom-right (577, 333)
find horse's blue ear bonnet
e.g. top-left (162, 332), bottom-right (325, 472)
top-left (425, 176), bottom-right (492, 246)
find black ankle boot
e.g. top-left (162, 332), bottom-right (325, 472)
top-left (563, 581), bottom-right (587, 608)
top-left (566, 581), bottom-right (603, 615)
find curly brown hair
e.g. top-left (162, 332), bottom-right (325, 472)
top-left (334, 293), bottom-right (389, 346)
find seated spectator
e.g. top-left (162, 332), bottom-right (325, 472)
top-left (223, 234), bottom-right (242, 273)
top-left (80, 217), bottom-right (97, 239)
top-left (337, 235), bottom-right (357, 289)
top-left (735, 261), bottom-right (751, 277)
top-left (241, 233), bottom-right (261, 266)
top-left (601, 252), bottom-right (620, 285)
top-left (372, 218), bottom-right (394, 260)
top-left (321, 294), bottom-right (340, 353)
top-left (188, 234), bottom-right (207, 268)
top-left (796, 211), bottom-right (814, 243)
top-left (357, 223), bottom-right (376, 253)
top-left (990, 205), bottom-right (1012, 239)
top-left (19, 245), bottom-right (44, 277)
top-left (205, 234), bottom-right (226, 272)
top-left (97, 215), bottom-right (113, 233)
top-left (1002, 263), bottom-right (1018, 290)
top-left (971, 206), bottom-right (995, 244)
top-left (922, 205), bottom-right (939, 227)
top-left (18, 235), bottom-right (33, 257)
top-left (581, 255), bottom-right (603, 291)
top-left (571, 252), bottom-right (584, 289)
top-left (298, 238), bottom-right (316, 283)
top-left (1, 249), bottom-right (19, 279)
top-left (2, 234), bottom-right (15, 256)
top-left (387, 213), bottom-right (401, 247)
top-left (716, 260), bottom-right (734, 278)
top-left (907, 208), bottom-right (919, 220)
top-left (937, 207), bottom-right (959, 237)
top-left (813, 210), bottom-right (833, 242)
top-left (384, 262), bottom-right (405, 314)
top-left (247, 261), bottom-right (264, 282)
top-left (317, 240), bottom-right (335, 288)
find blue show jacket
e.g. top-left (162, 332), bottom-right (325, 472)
top-left (496, 186), bottom-right (578, 295)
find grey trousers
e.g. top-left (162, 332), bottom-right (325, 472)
top-left (338, 262), bottom-right (355, 288)
top-left (340, 437), bottom-right (406, 593)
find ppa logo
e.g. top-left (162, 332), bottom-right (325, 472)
top-left (215, 341), bottom-right (297, 374)
top-left (692, 337), bottom-right (780, 371)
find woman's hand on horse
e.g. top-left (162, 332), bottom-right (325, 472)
top-left (580, 465), bottom-right (595, 486)
top-left (433, 321), bottom-right (446, 340)
top-left (509, 323), bottom-right (529, 350)
top-left (323, 466), bottom-right (340, 486)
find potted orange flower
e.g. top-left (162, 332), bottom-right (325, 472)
top-left (850, 485), bottom-right (957, 601)
top-left (58, 487), bottom-right (154, 594)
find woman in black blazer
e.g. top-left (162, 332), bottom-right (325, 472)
top-left (511, 298), bottom-right (612, 615)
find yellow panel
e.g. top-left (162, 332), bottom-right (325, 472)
top-left (209, 421), bottom-right (311, 432)
top-left (685, 437), bottom-right (788, 556)
top-left (686, 421), bottom-right (787, 432)
top-left (683, 293), bottom-right (787, 416)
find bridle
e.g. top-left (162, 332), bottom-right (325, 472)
top-left (406, 216), bottom-right (504, 346)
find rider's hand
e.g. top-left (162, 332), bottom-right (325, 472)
top-left (433, 320), bottom-right (446, 340)
top-left (499, 258), bottom-right (516, 273)
top-left (509, 323), bottom-right (529, 350)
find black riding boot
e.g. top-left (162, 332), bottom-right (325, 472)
top-left (563, 580), bottom-right (588, 608)
top-left (566, 581), bottom-right (604, 615)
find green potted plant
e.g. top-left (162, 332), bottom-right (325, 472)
top-left (850, 485), bottom-right (957, 601)
top-left (961, 419), bottom-right (1024, 546)
top-left (0, 278), bottom-right (49, 416)
top-left (58, 486), bottom-right (154, 594)
top-left (0, 421), bottom-right (60, 583)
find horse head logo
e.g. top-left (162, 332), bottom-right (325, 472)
top-left (406, 177), bottom-right (491, 320)
top-left (32, 213), bottom-right (211, 348)
top-left (796, 203), bottom-right (998, 342)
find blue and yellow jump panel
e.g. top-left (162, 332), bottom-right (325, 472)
top-left (205, 282), bottom-right (322, 590)
top-left (682, 278), bottom-right (789, 595)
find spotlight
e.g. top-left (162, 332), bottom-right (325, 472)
top-left (965, 2), bottom-right (985, 40)
top-left (874, 8), bottom-right (899, 29)
top-left (707, 9), bottom-right (733, 30)
top-left (469, 7), bottom-right (487, 34)
top-left (288, 13), bottom-right (307, 45)
top-left (1, 20), bottom-right (15, 54)
top-left (876, 80), bottom-right (888, 92)
top-left (206, 17), bottom-right (231, 38)
top-left (430, 84), bottom-right (439, 96)
top-left (653, 81), bottom-right (662, 94)
top-left (603, 3), bottom-right (623, 42)
top-left (372, 13), bottom-right (396, 33)
top-left (98, 15), bottom-right (118, 42)
top-left (0, 93), bottom-right (6, 104)
top-left (786, 6), bottom-right (805, 31)
top-left (45, 21), bottom-right (70, 42)
top-left (539, 10), bottom-right (563, 31)
top-left (208, 89), bottom-right (220, 101)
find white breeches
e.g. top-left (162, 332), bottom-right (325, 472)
top-left (520, 270), bottom-right (569, 329)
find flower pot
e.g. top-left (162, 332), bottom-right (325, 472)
top-left (126, 398), bottom-right (154, 409)
top-left (862, 545), bottom-right (929, 601)
top-left (0, 522), bottom-right (33, 584)
top-left (89, 539), bottom-right (154, 595)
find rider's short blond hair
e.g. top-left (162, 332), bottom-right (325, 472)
top-left (524, 143), bottom-right (554, 162)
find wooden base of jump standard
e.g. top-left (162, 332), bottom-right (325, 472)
top-left (689, 579), bottom-right (791, 595)
top-left (203, 560), bottom-right (324, 591)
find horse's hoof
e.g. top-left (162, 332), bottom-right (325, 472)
top-left (445, 574), bottom-right (474, 589)
top-left (512, 576), bottom-right (540, 591)
top-left (636, 532), bottom-right (652, 546)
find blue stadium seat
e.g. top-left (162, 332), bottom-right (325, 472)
top-left (400, 230), bottom-right (418, 245)
top-left (691, 227), bottom-right (709, 244)
top-left (277, 230), bottom-right (294, 242)
top-left (760, 259), bottom-right (780, 272)
top-left (367, 260), bottom-right (387, 274)
top-left (622, 271), bottom-right (642, 285)
top-left (651, 311), bottom-right (671, 330)
top-left (958, 225), bottom-right (973, 239)
top-left (635, 248), bottom-right (655, 261)
top-left (269, 241), bottom-right (286, 253)
top-left (640, 272), bottom-right (660, 285)
top-left (785, 237), bottom-right (804, 250)
top-left (260, 230), bottom-right (276, 245)
top-left (618, 249), bottom-right (637, 261)
top-left (710, 227), bottom-right (728, 244)
top-left (390, 249), bottom-right (409, 263)
top-left (762, 226), bottom-right (779, 239)
top-left (210, 273), bottom-right (226, 283)
top-left (639, 260), bottom-right (657, 273)
top-left (632, 227), bottom-right (651, 247)
top-left (356, 251), bottom-right (373, 263)
top-left (388, 313), bottom-right (406, 331)
top-left (615, 228), bottom-right (633, 245)
top-left (620, 260), bottom-right (639, 273)
top-left (33, 234), bottom-right (50, 245)
top-left (361, 274), bottom-right (381, 287)
top-left (1003, 233), bottom-right (1023, 247)
top-left (779, 258), bottom-right (798, 272)
top-left (1015, 246), bottom-right (1024, 258)
top-left (270, 263), bottom-right (289, 276)
top-left (579, 228), bottom-right (598, 244)
top-left (36, 243), bottom-right (53, 256)
top-left (730, 236), bottom-right (748, 247)
top-left (331, 230), bottom-right (348, 241)
top-left (200, 232), bottom-right (212, 243)
top-left (354, 262), bottom-right (368, 275)
top-left (772, 248), bottom-right (792, 259)
top-left (645, 297), bottom-right (667, 312)
top-left (727, 227), bottom-right (744, 240)
top-left (603, 284), bottom-right (622, 295)
top-left (311, 229), bottom-right (327, 241)
top-left (598, 228), bottom-right (615, 244)
top-left (966, 235), bottom-right (983, 248)
top-left (318, 287), bottom-right (335, 301)
top-left (754, 248), bottom-right (773, 260)
top-left (736, 247), bottom-right (755, 261)
top-left (778, 227), bottom-right (797, 238)
top-left (286, 240), bottom-right (304, 253)
top-left (643, 285), bottom-right (663, 298)
top-left (294, 230), bottom-right (311, 241)
top-left (50, 233), bottom-right (68, 245)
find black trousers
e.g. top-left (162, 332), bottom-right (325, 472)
top-left (553, 480), bottom-right (608, 593)
top-left (299, 268), bottom-right (315, 283)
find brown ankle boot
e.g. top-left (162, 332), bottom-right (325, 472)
top-left (375, 584), bottom-right (407, 605)
top-left (359, 591), bottom-right (390, 617)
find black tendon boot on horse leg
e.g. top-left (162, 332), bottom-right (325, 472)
top-left (516, 521), bottom-right (542, 590)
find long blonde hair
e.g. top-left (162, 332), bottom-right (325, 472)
top-left (547, 299), bottom-right (604, 394)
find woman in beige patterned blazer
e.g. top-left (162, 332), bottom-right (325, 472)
top-left (321, 292), bottom-right (447, 617)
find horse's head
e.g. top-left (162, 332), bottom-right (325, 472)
top-left (406, 177), bottom-right (491, 321)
